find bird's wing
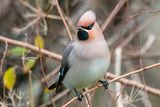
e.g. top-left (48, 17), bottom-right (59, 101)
top-left (48, 43), bottom-right (74, 91)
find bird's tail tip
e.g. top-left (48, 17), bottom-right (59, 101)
top-left (44, 82), bottom-right (57, 93)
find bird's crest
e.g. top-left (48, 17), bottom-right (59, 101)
top-left (78, 10), bottom-right (96, 28)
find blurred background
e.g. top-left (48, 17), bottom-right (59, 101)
top-left (0, 0), bottom-right (160, 107)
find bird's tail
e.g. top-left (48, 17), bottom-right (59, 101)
top-left (47, 82), bottom-right (64, 93)
top-left (44, 82), bottom-right (57, 93)
top-left (48, 82), bottom-right (57, 90)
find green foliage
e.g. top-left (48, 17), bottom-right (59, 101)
top-left (3, 67), bottom-right (16, 90)
top-left (7, 47), bottom-right (28, 56)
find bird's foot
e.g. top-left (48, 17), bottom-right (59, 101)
top-left (74, 89), bottom-right (84, 101)
top-left (77, 93), bottom-right (84, 101)
top-left (99, 80), bottom-right (109, 89)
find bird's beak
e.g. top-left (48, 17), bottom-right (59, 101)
top-left (77, 26), bottom-right (82, 31)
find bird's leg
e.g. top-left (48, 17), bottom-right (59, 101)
top-left (99, 80), bottom-right (109, 89)
top-left (74, 89), bottom-right (84, 101)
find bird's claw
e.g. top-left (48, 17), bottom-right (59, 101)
top-left (77, 93), bottom-right (84, 101)
top-left (99, 80), bottom-right (109, 89)
top-left (74, 89), bottom-right (84, 101)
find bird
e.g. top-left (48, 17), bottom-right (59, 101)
top-left (48, 10), bottom-right (110, 101)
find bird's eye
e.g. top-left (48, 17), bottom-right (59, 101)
top-left (77, 29), bottom-right (89, 40)
top-left (82, 22), bottom-right (94, 30)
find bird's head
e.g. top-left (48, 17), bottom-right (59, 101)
top-left (77, 10), bottom-right (104, 41)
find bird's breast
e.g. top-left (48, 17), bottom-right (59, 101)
top-left (62, 40), bottom-right (110, 89)
top-left (63, 56), bottom-right (109, 89)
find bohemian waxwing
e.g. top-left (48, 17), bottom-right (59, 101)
top-left (48, 10), bottom-right (110, 101)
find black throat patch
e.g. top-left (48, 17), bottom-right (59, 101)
top-left (77, 29), bottom-right (89, 40)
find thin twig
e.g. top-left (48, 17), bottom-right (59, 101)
top-left (0, 41), bottom-right (8, 75)
top-left (52, 89), bottom-right (69, 102)
top-left (129, 9), bottom-right (160, 19)
top-left (106, 72), bottom-right (160, 96)
top-left (28, 71), bottom-right (34, 107)
top-left (62, 97), bottom-right (77, 107)
top-left (41, 65), bottom-right (60, 83)
top-left (20, 0), bottom-right (38, 13)
top-left (109, 63), bottom-right (160, 83)
top-left (0, 36), bottom-right (62, 60)
top-left (120, 15), bottom-right (158, 48)
top-left (12, 18), bottom-right (40, 34)
top-left (84, 88), bottom-right (92, 107)
top-left (54, 0), bottom-right (73, 40)
top-left (124, 35), bottom-right (155, 56)
top-left (45, 14), bottom-right (62, 20)
top-left (38, 47), bottom-right (55, 107)
top-left (101, 0), bottom-right (127, 32)
top-left (20, 0), bottom-right (62, 20)
top-left (39, 89), bottom-right (69, 107)
top-left (84, 95), bottom-right (92, 107)
top-left (22, 34), bottom-right (34, 107)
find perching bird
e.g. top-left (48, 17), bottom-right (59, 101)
top-left (48, 10), bottom-right (110, 101)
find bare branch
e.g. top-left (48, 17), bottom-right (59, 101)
top-left (129, 9), bottom-right (160, 19)
top-left (120, 15), bottom-right (158, 48)
top-left (124, 35), bottom-right (155, 56)
top-left (54, 0), bottom-right (73, 40)
top-left (84, 88), bottom-right (92, 107)
top-left (39, 89), bottom-right (69, 107)
top-left (38, 47), bottom-right (55, 106)
top-left (40, 62), bottom-right (160, 106)
top-left (101, 0), bottom-right (127, 32)
top-left (0, 36), bottom-right (62, 60)
top-left (0, 41), bottom-right (8, 75)
top-left (109, 63), bottom-right (160, 83)
top-left (107, 72), bottom-right (160, 96)
top-left (62, 62), bottom-right (160, 106)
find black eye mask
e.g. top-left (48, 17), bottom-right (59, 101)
top-left (81, 22), bottom-right (95, 30)
top-left (77, 29), bottom-right (89, 40)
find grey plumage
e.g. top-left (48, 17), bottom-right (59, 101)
top-left (48, 44), bottom-right (73, 92)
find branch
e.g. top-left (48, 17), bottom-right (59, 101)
top-left (0, 36), bottom-right (62, 60)
top-left (123, 35), bottom-right (155, 56)
top-left (0, 41), bottom-right (8, 75)
top-left (39, 89), bottom-right (69, 107)
top-left (84, 88), bottom-right (92, 107)
top-left (54, 0), bottom-right (73, 40)
top-left (109, 63), bottom-right (160, 83)
top-left (120, 15), bottom-right (157, 48)
top-left (40, 62), bottom-right (160, 106)
top-left (62, 62), bottom-right (160, 107)
top-left (101, 0), bottom-right (127, 32)
top-left (1, 35), bottom-right (160, 106)
top-left (106, 73), bottom-right (160, 96)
